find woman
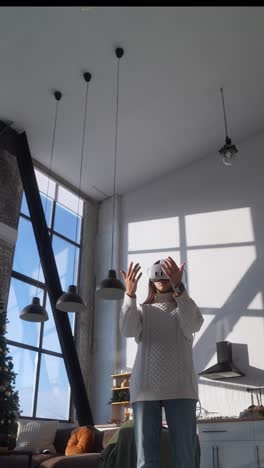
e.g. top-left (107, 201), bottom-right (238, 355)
top-left (120, 256), bottom-right (204, 468)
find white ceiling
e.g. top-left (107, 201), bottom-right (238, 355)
top-left (1, 6), bottom-right (264, 201)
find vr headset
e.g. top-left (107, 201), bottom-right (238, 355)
top-left (148, 260), bottom-right (169, 282)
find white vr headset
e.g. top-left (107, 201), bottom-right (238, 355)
top-left (148, 260), bottom-right (169, 282)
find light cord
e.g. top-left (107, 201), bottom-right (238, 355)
top-left (36, 93), bottom-right (61, 297)
top-left (220, 87), bottom-right (229, 138)
top-left (72, 75), bottom-right (90, 285)
top-left (111, 56), bottom-right (121, 270)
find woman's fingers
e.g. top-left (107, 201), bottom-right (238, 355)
top-left (180, 262), bottom-right (185, 272)
top-left (136, 272), bottom-right (142, 283)
top-left (121, 270), bottom-right (127, 280)
top-left (127, 262), bottom-right (133, 277)
top-left (161, 263), bottom-right (171, 277)
top-left (128, 263), bottom-right (139, 279)
top-left (125, 262), bottom-right (141, 281)
top-left (131, 264), bottom-right (141, 280)
top-left (163, 259), bottom-right (172, 273)
top-left (166, 256), bottom-right (179, 270)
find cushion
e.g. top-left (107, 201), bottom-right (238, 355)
top-left (65, 426), bottom-right (95, 455)
top-left (54, 426), bottom-right (78, 454)
top-left (15, 419), bottom-right (58, 452)
top-left (93, 427), bottom-right (104, 452)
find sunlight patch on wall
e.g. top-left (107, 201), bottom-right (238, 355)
top-left (128, 217), bottom-right (179, 251)
top-left (247, 292), bottom-right (264, 310)
top-left (187, 246), bottom-right (256, 308)
top-left (185, 208), bottom-right (254, 246)
top-left (227, 316), bottom-right (264, 371)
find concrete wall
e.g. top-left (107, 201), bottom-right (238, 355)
top-left (92, 195), bottom-right (123, 424)
top-left (0, 149), bottom-right (23, 307)
top-left (94, 129), bottom-right (264, 422)
top-left (74, 199), bottom-right (98, 422)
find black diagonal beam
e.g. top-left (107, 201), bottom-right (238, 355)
top-left (5, 129), bottom-right (93, 426)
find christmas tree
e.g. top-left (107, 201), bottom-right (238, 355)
top-left (0, 299), bottom-right (20, 447)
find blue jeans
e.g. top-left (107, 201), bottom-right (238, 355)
top-left (132, 399), bottom-right (197, 468)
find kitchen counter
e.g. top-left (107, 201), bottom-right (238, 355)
top-left (197, 416), bottom-right (264, 423)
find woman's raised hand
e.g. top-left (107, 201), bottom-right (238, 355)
top-left (121, 262), bottom-right (142, 297)
top-left (161, 256), bottom-right (185, 288)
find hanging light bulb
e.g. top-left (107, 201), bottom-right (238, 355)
top-left (56, 72), bottom-right (92, 313)
top-left (20, 91), bottom-right (62, 321)
top-left (218, 88), bottom-right (238, 166)
top-left (96, 47), bottom-right (126, 300)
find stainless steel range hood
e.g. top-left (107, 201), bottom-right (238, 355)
top-left (199, 341), bottom-right (245, 380)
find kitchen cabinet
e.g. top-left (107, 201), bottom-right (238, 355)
top-left (199, 443), bottom-right (214, 468)
top-left (198, 420), bottom-right (264, 468)
top-left (256, 444), bottom-right (264, 468)
top-left (217, 442), bottom-right (258, 468)
top-left (200, 441), bottom-right (260, 468)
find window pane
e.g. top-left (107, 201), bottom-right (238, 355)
top-left (42, 296), bottom-right (75, 353)
top-left (20, 193), bottom-right (53, 228)
top-left (52, 235), bottom-right (79, 292)
top-left (13, 217), bottom-right (44, 282)
top-left (36, 354), bottom-right (70, 420)
top-left (35, 168), bottom-right (56, 199)
top-left (40, 193), bottom-right (53, 228)
top-left (57, 185), bottom-right (83, 216)
top-left (8, 345), bottom-right (37, 418)
top-left (7, 277), bottom-right (43, 347)
top-left (54, 203), bottom-right (81, 243)
top-left (21, 193), bottom-right (29, 217)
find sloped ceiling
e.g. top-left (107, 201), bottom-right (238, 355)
top-left (1, 6), bottom-right (264, 200)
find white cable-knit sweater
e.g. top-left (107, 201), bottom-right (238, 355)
top-left (120, 290), bottom-right (204, 404)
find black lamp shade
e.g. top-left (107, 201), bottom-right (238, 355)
top-left (96, 269), bottom-right (125, 300)
top-left (19, 297), bottom-right (49, 322)
top-left (56, 285), bottom-right (86, 312)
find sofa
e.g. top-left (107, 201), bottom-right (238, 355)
top-left (0, 424), bottom-right (110, 468)
top-left (0, 422), bottom-right (200, 468)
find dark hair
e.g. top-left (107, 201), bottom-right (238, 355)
top-left (143, 260), bottom-right (174, 304)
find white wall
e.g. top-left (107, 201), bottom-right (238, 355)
top-left (120, 130), bottom-right (264, 418)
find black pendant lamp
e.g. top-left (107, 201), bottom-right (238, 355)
top-left (20, 297), bottom-right (48, 322)
top-left (56, 72), bottom-right (92, 313)
top-left (218, 87), bottom-right (238, 166)
top-left (96, 47), bottom-right (126, 300)
top-left (56, 284), bottom-right (85, 313)
top-left (20, 91), bottom-right (62, 322)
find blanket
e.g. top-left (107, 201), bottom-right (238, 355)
top-left (97, 420), bottom-right (200, 468)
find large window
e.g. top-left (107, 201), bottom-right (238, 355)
top-left (6, 168), bottom-right (84, 421)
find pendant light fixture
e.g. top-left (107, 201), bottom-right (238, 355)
top-left (56, 72), bottom-right (92, 313)
top-left (20, 91), bottom-right (62, 322)
top-left (218, 87), bottom-right (238, 166)
top-left (96, 47), bottom-right (126, 300)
